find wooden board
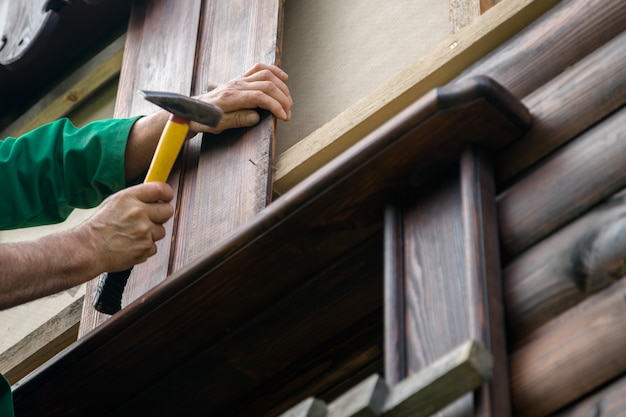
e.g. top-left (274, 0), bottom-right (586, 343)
top-left (79, 0), bottom-right (203, 335)
top-left (172, 0), bottom-right (284, 269)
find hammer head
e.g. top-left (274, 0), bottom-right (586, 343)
top-left (139, 90), bottom-right (223, 127)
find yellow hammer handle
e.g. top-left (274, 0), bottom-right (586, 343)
top-left (144, 115), bottom-right (190, 183)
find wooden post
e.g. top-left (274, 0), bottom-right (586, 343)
top-left (384, 145), bottom-right (510, 416)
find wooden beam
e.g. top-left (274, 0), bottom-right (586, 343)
top-left (510, 277), bottom-right (626, 417)
top-left (460, 0), bottom-right (625, 99)
top-left (550, 373), bottom-right (626, 416)
top-left (498, 106), bottom-right (626, 261)
top-left (0, 298), bottom-right (82, 384)
top-left (278, 340), bottom-right (493, 417)
top-left (0, 34), bottom-right (124, 138)
top-left (504, 186), bottom-right (626, 347)
top-left (273, 0), bottom-right (560, 194)
top-left (490, 6), bottom-right (626, 185)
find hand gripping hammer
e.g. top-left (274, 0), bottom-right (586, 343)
top-left (92, 90), bottom-right (223, 314)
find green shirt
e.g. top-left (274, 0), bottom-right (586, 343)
top-left (0, 116), bottom-right (141, 416)
top-left (0, 116), bottom-right (141, 230)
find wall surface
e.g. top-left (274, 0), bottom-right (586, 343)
top-left (276, 0), bottom-right (455, 154)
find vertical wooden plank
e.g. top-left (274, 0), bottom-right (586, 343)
top-left (384, 146), bottom-right (509, 416)
top-left (79, 0), bottom-right (203, 336)
top-left (384, 203), bottom-right (406, 385)
top-left (460, 146), bottom-right (510, 417)
top-left (171, 0), bottom-right (284, 269)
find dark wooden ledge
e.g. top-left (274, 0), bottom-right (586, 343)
top-left (12, 76), bottom-right (531, 417)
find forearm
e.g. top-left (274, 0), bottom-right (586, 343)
top-left (0, 228), bottom-right (101, 310)
top-left (124, 111), bottom-right (171, 183)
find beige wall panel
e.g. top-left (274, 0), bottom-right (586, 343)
top-left (276, 0), bottom-right (453, 154)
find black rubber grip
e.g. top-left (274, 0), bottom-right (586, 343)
top-left (92, 268), bottom-right (132, 314)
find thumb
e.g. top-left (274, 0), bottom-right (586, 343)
top-left (220, 110), bottom-right (260, 130)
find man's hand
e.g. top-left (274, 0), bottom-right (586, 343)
top-left (0, 182), bottom-right (174, 310)
top-left (190, 63), bottom-right (293, 134)
top-left (81, 182), bottom-right (174, 273)
top-left (125, 63), bottom-right (293, 181)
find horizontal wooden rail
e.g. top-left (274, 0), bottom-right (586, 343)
top-left (279, 340), bottom-right (492, 417)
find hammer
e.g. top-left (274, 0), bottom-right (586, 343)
top-left (92, 90), bottom-right (223, 314)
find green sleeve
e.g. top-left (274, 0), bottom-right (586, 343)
top-left (0, 116), bottom-right (142, 230)
top-left (0, 374), bottom-right (13, 417)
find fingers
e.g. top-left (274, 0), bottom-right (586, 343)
top-left (190, 63), bottom-right (293, 134)
top-left (84, 182), bottom-right (175, 271)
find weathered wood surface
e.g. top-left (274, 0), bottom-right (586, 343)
top-left (383, 340), bottom-right (491, 417)
top-left (79, 0), bottom-right (203, 336)
top-left (279, 340), bottom-right (492, 417)
top-left (0, 298), bottom-right (82, 384)
top-left (510, 277), bottom-right (626, 417)
top-left (384, 145), bottom-right (513, 416)
top-left (494, 29), bottom-right (626, 186)
top-left (113, 237), bottom-right (384, 416)
top-left (552, 373), bottom-right (626, 417)
top-left (12, 78), bottom-right (529, 417)
top-left (273, 0), bottom-right (560, 194)
top-left (498, 106), bottom-right (626, 261)
top-left (459, 0), bottom-right (625, 100)
top-left (504, 186), bottom-right (626, 347)
top-left (172, 0), bottom-right (284, 270)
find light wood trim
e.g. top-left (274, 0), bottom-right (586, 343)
top-left (0, 34), bottom-right (125, 138)
top-left (272, 0), bottom-right (560, 195)
top-left (0, 298), bottom-right (82, 384)
top-left (279, 340), bottom-right (492, 417)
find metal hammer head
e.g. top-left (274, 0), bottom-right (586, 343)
top-left (139, 90), bottom-right (223, 127)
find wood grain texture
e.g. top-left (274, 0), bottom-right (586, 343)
top-left (388, 146), bottom-right (508, 416)
top-left (498, 106), bottom-right (626, 260)
top-left (510, 278), bottom-right (626, 417)
top-left (276, 340), bottom-right (493, 417)
top-left (459, 146), bottom-right (510, 417)
top-left (0, 298), bottom-right (82, 383)
top-left (12, 78), bottom-right (529, 417)
top-left (552, 373), bottom-right (626, 417)
top-left (172, 0), bottom-right (283, 270)
top-left (495, 28), bottom-right (626, 186)
top-left (504, 188), bottom-right (626, 347)
top-left (79, 0), bottom-right (203, 336)
top-left (459, 0), bottom-right (626, 99)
